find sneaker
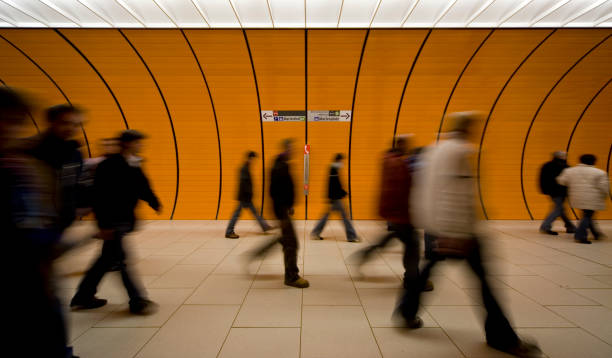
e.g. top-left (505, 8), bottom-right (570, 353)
top-left (129, 299), bottom-right (158, 315)
top-left (539, 229), bottom-right (558, 236)
top-left (405, 316), bottom-right (424, 329)
top-left (70, 296), bottom-right (107, 310)
top-left (348, 237), bottom-right (361, 242)
top-left (423, 280), bottom-right (434, 292)
top-left (575, 239), bottom-right (592, 244)
top-left (490, 339), bottom-right (543, 358)
top-left (225, 232), bottom-right (239, 239)
top-left (285, 277), bottom-right (310, 288)
top-left (311, 233), bottom-right (324, 240)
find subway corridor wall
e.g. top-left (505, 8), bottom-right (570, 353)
top-left (0, 28), bottom-right (610, 220)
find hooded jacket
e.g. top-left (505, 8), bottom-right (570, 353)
top-left (539, 158), bottom-right (569, 197)
top-left (557, 164), bottom-right (609, 211)
top-left (328, 162), bottom-right (347, 200)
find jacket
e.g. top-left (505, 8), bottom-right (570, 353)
top-left (328, 163), bottom-right (347, 200)
top-left (25, 131), bottom-right (84, 230)
top-left (378, 150), bottom-right (411, 225)
top-left (237, 162), bottom-right (253, 203)
top-left (557, 164), bottom-right (609, 211)
top-left (420, 136), bottom-right (477, 238)
top-left (93, 154), bottom-right (160, 229)
top-left (539, 158), bottom-right (569, 197)
top-left (270, 153), bottom-right (294, 218)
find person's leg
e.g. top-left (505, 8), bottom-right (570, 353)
top-left (333, 200), bottom-right (357, 241)
top-left (584, 210), bottom-right (599, 238)
top-left (279, 216), bottom-right (300, 283)
top-left (73, 240), bottom-right (115, 300)
top-left (396, 255), bottom-right (439, 323)
top-left (311, 205), bottom-right (331, 238)
top-left (398, 225), bottom-right (420, 288)
top-left (575, 210), bottom-right (590, 242)
top-left (558, 197), bottom-right (576, 231)
top-left (540, 196), bottom-right (562, 231)
top-left (246, 201), bottom-right (272, 231)
top-left (114, 232), bottom-right (145, 302)
top-left (466, 238), bottom-right (519, 350)
top-left (225, 202), bottom-right (244, 235)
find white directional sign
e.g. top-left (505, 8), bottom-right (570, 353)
top-left (261, 110), bottom-right (305, 122)
top-left (307, 110), bottom-right (351, 122)
top-left (262, 110), bottom-right (352, 122)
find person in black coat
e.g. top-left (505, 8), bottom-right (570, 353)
top-left (251, 139), bottom-right (309, 288)
top-left (71, 130), bottom-right (160, 315)
top-left (539, 151), bottom-right (576, 235)
top-left (225, 151), bottom-right (272, 238)
top-left (310, 153), bottom-right (357, 241)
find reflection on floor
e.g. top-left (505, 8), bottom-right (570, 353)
top-left (57, 220), bottom-right (612, 358)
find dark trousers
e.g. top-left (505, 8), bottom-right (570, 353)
top-left (398, 236), bottom-right (520, 350)
top-left (540, 196), bottom-right (575, 231)
top-left (74, 229), bottom-right (143, 304)
top-left (576, 209), bottom-right (599, 240)
top-left (253, 212), bottom-right (299, 282)
top-left (226, 200), bottom-right (270, 234)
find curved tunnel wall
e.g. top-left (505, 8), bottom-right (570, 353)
top-left (0, 28), bottom-right (610, 220)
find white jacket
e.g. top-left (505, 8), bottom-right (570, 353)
top-left (419, 135), bottom-right (478, 238)
top-left (557, 164), bottom-right (609, 211)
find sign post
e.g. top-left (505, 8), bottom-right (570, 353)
top-left (304, 144), bottom-right (310, 196)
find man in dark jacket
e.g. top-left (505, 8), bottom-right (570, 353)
top-left (310, 153), bottom-right (357, 241)
top-left (225, 151), bottom-right (272, 238)
top-left (71, 130), bottom-right (160, 314)
top-left (251, 139), bottom-right (309, 288)
top-left (539, 151), bottom-right (576, 235)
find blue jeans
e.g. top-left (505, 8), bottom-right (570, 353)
top-left (226, 201), bottom-right (271, 234)
top-left (311, 199), bottom-right (357, 240)
top-left (540, 196), bottom-right (575, 231)
top-left (575, 209), bottom-right (600, 240)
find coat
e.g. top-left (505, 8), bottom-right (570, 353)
top-left (378, 150), bottom-right (411, 225)
top-left (557, 164), bottom-right (609, 211)
top-left (420, 136), bottom-right (477, 239)
top-left (270, 153), bottom-right (294, 219)
top-left (93, 154), bottom-right (160, 230)
top-left (539, 158), bottom-right (569, 197)
top-left (328, 164), bottom-right (347, 200)
top-left (237, 162), bottom-right (254, 203)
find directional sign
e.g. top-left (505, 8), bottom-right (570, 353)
top-left (307, 110), bottom-right (351, 122)
top-left (262, 110), bottom-right (306, 122)
top-left (261, 111), bottom-right (274, 122)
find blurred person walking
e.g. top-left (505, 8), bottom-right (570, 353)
top-left (557, 154), bottom-right (609, 244)
top-left (397, 113), bottom-right (542, 357)
top-left (71, 130), bottom-right (161, 314)
top-left (1, 88), bottom-right (77, 357)
top-left (225, 151), bottom-right (272, 239)
top-left (250, 139), bottom-right (309, 288)
top-left (538, 151), bottom-right (576, 235)
top-left (310, 153), bottom-right (358, 242)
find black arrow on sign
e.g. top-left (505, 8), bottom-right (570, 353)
top-left (263, 113), bottom-right (272, 119)
top-left (341, 113), bottom-right (350, 119)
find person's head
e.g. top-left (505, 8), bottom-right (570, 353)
top-left (246, 150), bottom-right (257, 163)
top-left (579, 154), bottom-right (596, 166)
top-left (118, 129), bottom-right (146, 156)
top-left (100, 137), bottom-right (120, 156)
top-left (553, 151), bottom-right (567, 161)
top-left (394, 135), bottom-right (411, 155)
top-left (334, 153), bottom-right (344, 163)
top-left (46, 104), bottom-right (83, 140)
top-left (446, 111), bottom-right (480, 139)
top-left (281, 138), bottom-right (294, 157)
top-left (0, 87), bottom-right (30, 142)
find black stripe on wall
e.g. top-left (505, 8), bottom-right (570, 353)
top-left (477, 29), bottom-right (556, 220)
top-left (436, 29), bottom-right (495, 142)
top-left (181, 29), bottom-right (223, 220)
top-left (347, 29), bottom-right (370, 220)
top-left (392, 29), bottom-right (432, 142)
top-left (242, 29), bottom-right (266, 217)
top-left (304, 29), bottom-right (308, 220)
top-left (55, 29), bottom-right (129, 130)
top-left (118, 29), bottom-right (180, 220)
top-left (0, 34), bottom-right (92, 157)
top-left (607, 144), bottom-right (612, 201)
top-left (520, 34), bottom-right (611, 220)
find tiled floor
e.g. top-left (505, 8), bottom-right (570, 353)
top-left (56, 219), bottom-right (612, 358)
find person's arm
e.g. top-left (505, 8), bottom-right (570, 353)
top-left (597, 172), bottom-right (610, 197)
top-left (138, 168), bottom-right (160, 212)
top-left (556, 169), bottom-right (568, 186)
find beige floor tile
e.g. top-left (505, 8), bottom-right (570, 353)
top-left (303, 275), bottom-right (360, 305)
top-left (421, 276), bottom-right (479, 306)
top-left (148, 264), bottom-right (215, 288)
top-left (180, 248), bottom-right (231, 265)
top-left (73, 327), bottom-right (157, 358)
top-left (373, 327), bottom-right (464, 358)
top-left (357, 288), bottom-right (438, 328)
top-left (484, 261), bottom-right (537, 276)
top-left (544, 253), bottom-right (612, 275)
top-left (153, 242), bottom-right (202, 256)
top-left (136, 305), bottom-right (239, 358)
top-left (301, 306), bottom-right (382, 358)
top-left (348, 264), bottom-right (402, 288)
top-left (135, 255), bottom-right (184, 276)
top-left (213, 254), bottom-right (262, 275)
top-left (186, 274), bottom-right (254, 304)
top-left (303, 254), bottom-right (349, 275)
top-left (95, 288), bottom-right (193, 327)
top-left (590, 275), bottom-right (612, 286)
top-left (67, 311), bottom-right (110, 343)
top-left (550, 306), bottom-right (612, 345)
top-left (234, 289), bottom-right (302, 327)
top-left (202, 238), bottom-right (241, 249)
top-left (517, 328), bottom-right (612, 358)
top-left (252, 264), bottom-right (304, 288)
top-left (572, 289), bottom-right (612, 309)
top-left (522, 264), bottom-right (611, 288)
top-left (496, 276), bottom-right (599, 306)
top-left (218, 328), bottom-right (300, 358)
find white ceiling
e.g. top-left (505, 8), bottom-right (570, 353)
top-left (0, 0), bottom-right (610, 28)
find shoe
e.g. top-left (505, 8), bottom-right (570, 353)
top-left (539, 229), bottom-right (558, 236)
top-left (575, 239), bottom-right (592, 244)
top-left (225, 232), bottom-right (239, 239)
top-left (490, 339), bottom-right (543, 358)
top-left (404, 316), bottom-right (424, 329)
top-left (129, 298), bottom-right (158, 315)
top-left (348, 237), bottom-right (361, 242)
top-left (423, 280), bottom-right (434, 292)
top-left (70, 296), bottom-right (107, 310)
top-left (263, 226), bottom-right (275, 232)
top-left (566, 227), bottom-right (576, 234)
top-left (311, 234), bottom-right (324, 240)
top-left (285, 277), bottom-right (310, 288)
